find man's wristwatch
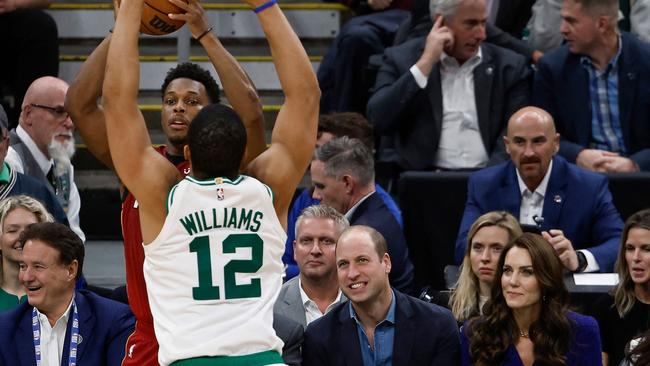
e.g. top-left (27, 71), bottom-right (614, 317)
top-left (575, 251), bottom-right (588, 272)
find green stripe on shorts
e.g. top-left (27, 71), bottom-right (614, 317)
top-left (171, 351), bottom-right (284, 366)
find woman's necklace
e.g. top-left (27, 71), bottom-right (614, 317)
top-left (519, 330), bottom-right (530, 338)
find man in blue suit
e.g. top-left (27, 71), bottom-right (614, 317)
top-left (311, 137), bottom-right (415, 294)
top-left (0, 222), bottom-right (134, 366)
top-left (456, 107), bottom-right (623, 272)
top-left (303, 225), bottom-right (459, 365)
top-left (533, 0), bottom-right (650, 172)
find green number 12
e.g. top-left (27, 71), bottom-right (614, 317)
top-left (189, 233), bottom-right (263, 300)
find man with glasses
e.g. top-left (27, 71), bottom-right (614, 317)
top-left (0, 105), bottom-right (67, 224)
top-left (6, 76), bottom-right (84, 242)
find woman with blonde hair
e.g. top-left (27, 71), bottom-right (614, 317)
top-left (450, 211), bottom-right (522, 323)
top-left (0, 195), bottom-right (54, 311)
top-left (593, 209), bottom-right (650, 366)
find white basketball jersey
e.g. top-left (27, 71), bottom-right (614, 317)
top-left (144, 175), bottom-right (286, 366)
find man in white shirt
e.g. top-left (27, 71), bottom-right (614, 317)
top-left (274, 205), bottom-right (350, 328)
top-left (7, 76), bottom-right (85, 241)
top-left (456, 106), bottom-right (623, 272)
top-left (0, 222), bottom-right (134, 365)
top-left (367, 0), bottom-right (531, 171)
top-left (310, 137), bottom-right (415, 293)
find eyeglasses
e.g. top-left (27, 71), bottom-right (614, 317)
top-left (30, 104), bottom-right (69, 120)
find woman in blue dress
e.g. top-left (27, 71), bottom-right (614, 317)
top-left (460, 233), bottom-right (602, 366)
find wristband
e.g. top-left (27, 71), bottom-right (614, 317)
top-left (195, 27), bottom-right (213, 41)
top-left (253, 0), bottom-right (277, 13)
top-left (575, 251), bottom-right (588, 272)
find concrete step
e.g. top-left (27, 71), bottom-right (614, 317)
top-left (60, 38), bottom-right (332, 57)
top-left (60, 55), bottom-right (321, 91)
top-left (84, 240), bottom-right (125, 289)
top-left (48, 3), bottom-right (347, 39)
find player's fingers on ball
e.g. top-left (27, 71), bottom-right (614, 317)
top-left (169, 13), bottom-right (189, 20)
top-left (168, 0), bottom-right (189, 10)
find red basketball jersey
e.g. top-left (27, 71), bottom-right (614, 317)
top-left (120, 146), bottom-right (190, 365)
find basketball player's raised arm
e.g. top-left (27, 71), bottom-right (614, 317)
top-left (243, 0), bottom-right (320, 229)
top-left (169, 0), bottom-right (266, 168)
top-left (65, 33), bottom-right (114, 170)
top-left (103, 0), bottom-right (181, 242)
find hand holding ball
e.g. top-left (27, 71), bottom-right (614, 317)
top-left (115, 0), bottom-right (186, 35)
top-left (141, 0), bottom-right (186, 35)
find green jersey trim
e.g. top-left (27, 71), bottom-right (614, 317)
top-left (167, 184), bottom-right (180, 213)
top-left (170, 350), bottom-right (283, 366)
top-left (185, 175), bottom-right (245, 186)
top-left (262, 183), bottom-right (274, 202)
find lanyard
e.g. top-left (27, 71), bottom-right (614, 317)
top-left (32, 300), bottom-right (79, 366)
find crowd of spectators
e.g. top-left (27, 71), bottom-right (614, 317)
top-left (291, 0), bottom-right (650, 363)
top-left (0, 0), bottom-right (649, 364)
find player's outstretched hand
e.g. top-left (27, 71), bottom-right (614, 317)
top-left (168, 0), bottom-right (210, 39)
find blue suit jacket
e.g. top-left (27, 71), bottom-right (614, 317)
top-left (350, 192), bottom-right (415, 294)
top-left (303, 289), bottom-right (460, 365)
top-left (455, 156), bottom-right (623, 271)
top-left (5, 164), bottom-right (69, 226)
top-left (533, 32), bottom-right (650, 171)
top-left (282, 184), bottom-right (403, 280)
top-left (460, 311), bottom-right (602, 365)
top-left (0, 290), bottom-right (135, 366)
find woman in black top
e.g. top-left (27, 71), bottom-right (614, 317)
top-left (593, 209), bottom-right (650, 366)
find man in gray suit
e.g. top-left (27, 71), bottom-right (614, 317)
top-left (6, 76), bottom-right (84, 241)
top-left (274, 205), bottom-right (349, 328)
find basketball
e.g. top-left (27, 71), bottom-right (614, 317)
top-left (140, 0), bottom-right (185, 35)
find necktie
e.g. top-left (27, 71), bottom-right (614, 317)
top-left (47, 162), bottom-right (71, 212)
top-left (46, 164), bottom-right (57, 190)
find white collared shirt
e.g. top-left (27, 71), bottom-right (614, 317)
top-left (516, 160), bottom-right (553, 226)
top-left (410, 48), bottom-right (489, 169)
top-left (515, 160), bottom-right (599, 272)
top-left (298, 278), bottom-right (343, 325)
top-left (36, 297), bottom-right (74, 366)
top-left (6, 126), bottom-right (85, 242)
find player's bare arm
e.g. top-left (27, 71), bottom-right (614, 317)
top-left (169, 0), bottom-right (266, 168)
top-left (70, 0), bottom-right (265, 173)
top-left (103, 0), bottom-right (181, 243)
top-left (65, 34), bottom-right (114, 170)
top-left (65, 0), bottom-right (121, 170)
top-left (243, 0), bottom-right (320, 229)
